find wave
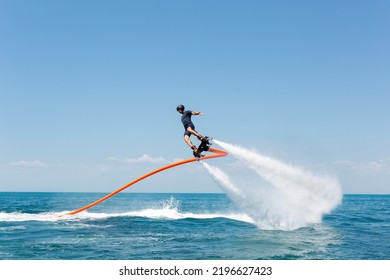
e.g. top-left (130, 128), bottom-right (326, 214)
top-left (0, 196), bottom-right (253, 224)
top-left (72, 209), bottom-right (254, 223)
top-left (0, 209), bottom-right (254, 224)
top-left (0, 211), bottom-right (61, 222)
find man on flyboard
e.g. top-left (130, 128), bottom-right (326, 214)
top-left (176, 104), bottom-right (212, 158)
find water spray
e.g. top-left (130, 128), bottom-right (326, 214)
top-left (203, 140), bottom-right (342, 230)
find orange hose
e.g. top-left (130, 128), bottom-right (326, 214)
top-left (63, 148), bottom-right (228, 216)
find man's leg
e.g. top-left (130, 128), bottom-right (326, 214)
top-left (186, 127), bottom-right (203, 140)
top-left (184, 135), bottom-right (196, 150)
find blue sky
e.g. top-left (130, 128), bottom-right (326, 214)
top-left (1, 0), bottom-right (389, 193)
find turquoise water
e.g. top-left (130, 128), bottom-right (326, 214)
top-left (0, 193), bottom-right (389, 260)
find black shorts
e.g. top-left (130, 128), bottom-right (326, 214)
top-left (184, 123), bottom-right (195, 137)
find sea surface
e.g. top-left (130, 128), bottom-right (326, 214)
top-left (0, 192), bottom-right (389, 260)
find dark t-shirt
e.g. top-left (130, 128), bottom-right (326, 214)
top-left (181, 110), bottom-right (193, 129)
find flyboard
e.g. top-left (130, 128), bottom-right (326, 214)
top-left (62, 138), bottom-right (227, 216)
top-left (193, 136), bottom-right (212, 159)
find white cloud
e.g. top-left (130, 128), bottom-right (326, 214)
top-left (9, 160), bottom-right (47, 167)
top-left (126, 154), bottom-right (167, 163)
top-left (107, 154), bottom-right (168, 164)
top-left (107, 156), bottom-right (119, 161)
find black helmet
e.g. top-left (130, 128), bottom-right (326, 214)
top-left (176, 104), bottom-right (185, 112)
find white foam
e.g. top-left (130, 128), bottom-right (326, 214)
top-left (0, 206), bottom-right (253, 224)
top-left (0, 211), bottom-right (62, 222)
top-left (203, 140), bottom-right (342, 230)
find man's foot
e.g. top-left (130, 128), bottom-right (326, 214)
top-left (193, 150), bottom-right (202, 158)
top-left (192, 146), bottom-right (203, 158)
top-left (193, 151), bottom-right (205, 159)
top-left (191, 146), bottom-right (197, 155)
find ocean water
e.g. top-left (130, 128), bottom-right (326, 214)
top-left (0, 192), bottom-right (389, 260)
